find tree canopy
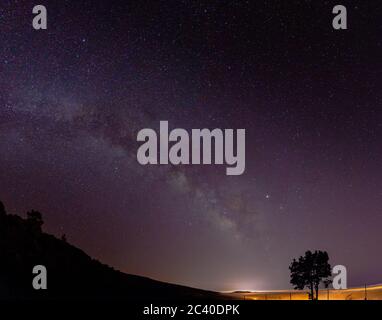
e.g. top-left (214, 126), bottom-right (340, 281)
top-left (289, 250), bottom-right (332, 300)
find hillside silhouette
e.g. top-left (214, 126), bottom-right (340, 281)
top-left (0, 201), bottom-right (221, 300)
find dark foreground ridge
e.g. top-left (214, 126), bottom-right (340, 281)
top-left (0, 201), bottom-right (222, 300)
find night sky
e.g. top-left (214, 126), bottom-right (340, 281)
top-left (1, 0), bottom-right (382, 291)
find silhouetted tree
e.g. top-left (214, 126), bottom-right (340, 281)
top-left (0, 201), bottom-right (6, 227)
top-left (0, 200), bottom-right (5, 216)
top-left (289, 250), bottom-right (332, 300)
top-left (26, 210), bottom-right (44, 233)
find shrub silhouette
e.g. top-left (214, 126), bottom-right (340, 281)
top-left (0, 201), bottom-right (5, 216)
top-left (26, 210), bottom-right (44, 233)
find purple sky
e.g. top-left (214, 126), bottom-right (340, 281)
top-left (0, 1), bottom-right (381, 291)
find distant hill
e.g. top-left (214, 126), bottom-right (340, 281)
top-left (0, 201), bottom-right (222, 300)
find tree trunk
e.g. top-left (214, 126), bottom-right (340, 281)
top-left (315, 285), bottom-right (319, 300)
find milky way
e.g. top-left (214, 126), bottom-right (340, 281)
top-left (1, 1), bottom-right (382, 291)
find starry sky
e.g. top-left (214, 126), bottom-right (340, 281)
top-left (1, 0), bottom-right (382, 291)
